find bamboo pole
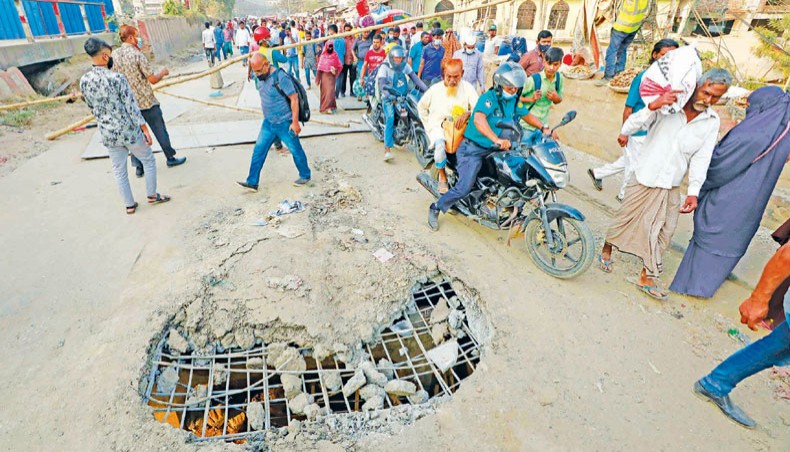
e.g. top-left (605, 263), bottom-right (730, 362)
top-left (158, 90), bottom-right (351, 128)
top-left (46, 0), bottom-right (514, 140)
top-left (0, 92), bottom-right (82, 112)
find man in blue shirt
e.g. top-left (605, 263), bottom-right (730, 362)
top-left (428, 63), bottom-right (550, 230)
top-left (213, 22), bottom-right (225, 61)
top-left (588, 39), bottom-right (679, 201)
top-left (326, 24), bottom-right (346, 97)
top-left (238, 53), bottom-right (311, 191)
top-left (418, 29), bottom-right (445, 85)
top-left (408, 32), bottom-right (430, 73)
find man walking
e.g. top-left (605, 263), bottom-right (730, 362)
top-left (283, 27), bottom-right (299, 79)
top-left (339, 23), bottom-right (356, 98)
top-left (519, 30), bottom-right (552, 76)
top-left (80, 37), bottom-right (170, 214)
top-left (236, 20), bottom-right (251, 66)
top-left (453, 35), bottom-right (485, 93)
top-left (599, 68), bottom-right (731, 299)
top-left (694, 242), bottom-right (789, 429)
top-left (237, 53), bottom-right (311, 191)
top-left (596, 0), bottom-right (652, 86)
top-left (202, 22), bottom-right (216, 66)
top-left (113, 25), bottom-right (186, 177)
top-left (214, 21), bottom-right (225, 61)
top-left (408, 31), bottom-right (431, 74)
top-left (418, 29), bottom-right (445, 85)
top-left (483, 24), bottom-right (502, 57)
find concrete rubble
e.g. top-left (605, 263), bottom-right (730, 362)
top-left (384, 380), bottom-right (417, 397)
top-left (247, 401), bottom-right (265, 431)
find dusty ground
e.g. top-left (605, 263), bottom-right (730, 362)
top-left (0, 57), bottom-right (788, 451)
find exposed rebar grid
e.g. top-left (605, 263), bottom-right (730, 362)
top-left (143, 280), bottom-right (482, 443)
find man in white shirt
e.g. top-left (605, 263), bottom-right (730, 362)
top-left (202, 22), bottom-right (216, 66)
top-left (483, 24), bottom-right (502, 57)
top-left (418, 59), bottom-right (479, 193)
top-left (599, 68), bottom-right (731, 300)
top-left (453, 35), bottom-right (485, 93)
top-left (235, 20), bottom-right (252, 66)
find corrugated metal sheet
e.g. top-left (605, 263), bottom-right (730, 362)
top-left (60, 3), bottom-right (86, 35)
top-left (0, 0), bottom-right (26, 40)
top-left (22, 0), bottom-right (60, 37)
top-left (85, 4), bottom-right (105, 32)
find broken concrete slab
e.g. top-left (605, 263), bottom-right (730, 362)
top-left (361, 395), bottom-right (384, 411)
top-left (248, 401), bottom-right (265, 430)
top-left (281, 374), bottom-right (303, 400)
top-left (321, 370), bottom-right (343, 393)
top-left (407, 389), bottom-right (429, 405)
top-left (430, 300), bottom-right (451, 325)
top-left (289, 392), bottom-right (314, 415)
top-left (426, 339), bottom-right (459, 373)
top-left (358, 384), bottom-right (386, 401)
top-left (167, 329), bottom-right (189, 354)
top-left (358, 360), bottom-right (388, 387)
top-left (342, 369), bottom-right (366, 397)
top-left (156, 366), bottom-right (179, 395)
top-left (384, 379), bottom-right (417, 397)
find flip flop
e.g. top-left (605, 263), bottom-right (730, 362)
top-left (147, 193), bottom-right (171, 205)
top-left (598, 255), bottom-right (613, 273)
top-left (627, 276), bottom-right (668, 301)
top-left (587, 169), bottom-right (603, 191)
top-left (126, 202), bottom-right (138, 215)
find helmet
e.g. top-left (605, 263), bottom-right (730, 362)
top-left (253, 26), bottom-right (270, 43)
top-left (493, 62), bottom-right (527, 90)
top-left (388, 45), bottom-right (406, 71)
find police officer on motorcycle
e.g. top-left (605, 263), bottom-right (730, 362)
top-left (377, 45), bottom-right (428, 161)
top-left (428, 62), bottom-right (552, 230)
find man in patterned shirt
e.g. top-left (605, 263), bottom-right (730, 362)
top-left (80, 37), bottom-right (171, 214)
top-left (113, 25), bottom-right (186, 178)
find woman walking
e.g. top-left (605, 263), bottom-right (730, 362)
top-left (316, 41), bottom-right (342, 114)
top-left (670, 86), bottom-right (790, 298)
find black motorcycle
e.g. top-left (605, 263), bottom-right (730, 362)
top-left (363, 88), bottom-right (430, 164)
top-left (417, 111), bottom-right (595, 279)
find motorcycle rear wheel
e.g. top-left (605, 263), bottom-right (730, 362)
top-left (409, 125), bottom-right (432, 168)
top-left (523, 216), bottom-right (594, 279)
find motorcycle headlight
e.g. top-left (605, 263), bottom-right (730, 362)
top-left (545, 166), bottom-right (568, 188)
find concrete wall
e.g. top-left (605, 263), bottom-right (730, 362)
top-left (0, 32), bottom-right (115, 70)
top-left (136, 16), bottom-right (203, 62)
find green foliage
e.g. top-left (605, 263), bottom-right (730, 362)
top-left (189, 0), bottom-right (235, 18)
top-left (754, 14), bottom-right (790, 80)
top-left (0, 109), bottom-right (35, 127)
top-left (432, 18), bottom-right (452, 31)
top-left (162, 0), bottom-right (184, 16)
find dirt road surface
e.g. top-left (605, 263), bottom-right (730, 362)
top-left (0, 58), bottom-right (787, 451)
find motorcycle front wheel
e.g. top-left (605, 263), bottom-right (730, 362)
top-left (523, 216), bottom-right (594, 279)
top-left (409, 125), bottom-right (432, 168)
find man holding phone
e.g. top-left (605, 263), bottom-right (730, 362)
top-left (80, 37), bottom-right (170, 215)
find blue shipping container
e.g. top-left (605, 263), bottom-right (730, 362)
top-left (0, 0), bottom-right (25, 40)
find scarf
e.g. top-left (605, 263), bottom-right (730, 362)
top-left (442, 33), bottom-right (461, 62)
top-left (317, 44), bottom-right (342, 73)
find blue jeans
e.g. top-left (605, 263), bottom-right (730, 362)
top-left (240, 46), bottom-right (250, 64)
top-left (304, 67), bottom-right (316, 87)
top-left (436, 139), bottom-right (492, 212)
top-left (215, 43), bottom-right (226, 61)
top-left (246, 119), bottom-right (311, 186)
top-left (699, 319), bottom-right (789, 397)
top-left (287, 55), bottom-right (299, 78)
top-left (604, 29), bottom-right (637, 78)
top-left (383, 100), bottom-right (396, 148)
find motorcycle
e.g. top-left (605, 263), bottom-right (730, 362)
top-left (363, 87), bottom-right (431, 166)
top-left (417, 111), bottom-right (595, 279)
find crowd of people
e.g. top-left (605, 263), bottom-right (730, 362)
top-left (77, 5), bottom-right (788, 431)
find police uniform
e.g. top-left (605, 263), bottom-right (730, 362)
top-left (435, 90), bottom-right (531, 212)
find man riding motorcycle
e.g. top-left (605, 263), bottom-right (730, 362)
top-left (417, 58), bottom-right (478, 193)
top-left (427, 62), bottom-right (555, 231)
top-left (376, 45), bottom-right (428, 161)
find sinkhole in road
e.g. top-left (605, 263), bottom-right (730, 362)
top-left (142, 279), bottom-right (485, 443)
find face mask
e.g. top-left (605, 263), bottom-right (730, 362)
top-left (327, 47), bottom-right (334, 53)
top-left (433, 40), bottom-right (441, 47)
top-left (257, 71), bottom-right (270, 81)
top-left (538, 44), bottom-right (550, 53)
top-left (464, 47), bottom-right (474, 54)
top-left (502, 90), bottom-right (517, 100)
top-left (107, 56), bottom-right (114, 70)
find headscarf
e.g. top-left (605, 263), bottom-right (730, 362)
top-left (317, 42), bottom-right (343, 73)
top-left (701, 86), bottom-right (790, 191)
top-left (442, 31), bottom-right (461, 63)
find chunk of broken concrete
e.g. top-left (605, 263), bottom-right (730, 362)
top-left (431, 322), bottom-right (449, 345)
top-left (358, 384), bottom-right (385, 401)
top-left (426, 339), bottom-right (459, 373)
top-left (342, 369), bottom-right (366, 397)
top-left (322, 370), bottom-right (342, 393)
top-left (358, 360), bottom-right (388, 386)
top-left (384, 379), bottom-right (417, 397)
top-left (377, 358), bottom-right (395, 380)
top-left (272, 347), bottom-right (307, 372)
top-left (212, 364), bottom-right (228, 386)
top-left (303, 403), bottom-right (321, 420)
top-left (361, 395), bottom-right (384, 411)
top-left (247, 401), bottom-right (265, 430)
top-left (281, 374), bottom-right (303, 400)
top-left (289, 392), bottom-right (314, 415)
top-left (429, 300), bottom-right (451, 325)
top-left (186, 384), bottom-right (207, 406)
top-left (407, 389), bottom-right (429, 404)
top-left (157, 366), bottom-right (179, 395)
top-left (167, 329), bottom-right (189, 354)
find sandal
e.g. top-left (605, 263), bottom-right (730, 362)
top-left (147, 193), bottom-right (171, 205)
top-left (627, 276), bottom-right (668, 301)
top-left (598, 254), bottom-right (613, 273)
top-left (438, 180), bottom-right (449, 194)
top-left (126, 202), bottom-right (138, 215)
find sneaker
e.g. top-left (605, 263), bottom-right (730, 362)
top-left (293, 177), bottom-right (310, 187)
top-left (594, 77), bottom-right (611, 87)
top-left (587, 169), bottom-right (603, 191)
top-left (166, 156), bottom-right (187, 167)
top-left (236, 181), bottom-right (258, 192)
top-left (428, 204), bottom-right (440, 231)
top-left (384, 151), bottom-right (394, 161)
top-left (135, 166), bottom-right (144, 178)
top-left (693, 381), bottom-right (757, 429)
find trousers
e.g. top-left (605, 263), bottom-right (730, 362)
top-left (436, 139), bottom-right (492, 212)
top-left (131, 105), bottom-right (177, 169)
top-left (604, 29), bottom-right (637, 78)
top-left (246, 119), bottom-right (311, 186)
top-left (592, 134), bottom-right (645, 199)
top-left (107, 136), bottom-right (157, 207)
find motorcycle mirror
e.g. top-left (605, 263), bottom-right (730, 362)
top-left (556, 111), bottom-right (577, 128)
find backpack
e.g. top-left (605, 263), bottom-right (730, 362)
top-left (272, 68), bottom-right (311, 124)
top-left (531, 72), bottom-right (561, 93)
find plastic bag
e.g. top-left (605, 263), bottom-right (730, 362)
top-left (639, 45), bottom-right (702, 115)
